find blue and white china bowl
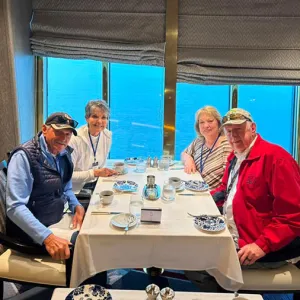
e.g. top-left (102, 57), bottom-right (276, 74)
top-left (65, 284), bottom-right (112, 300)
top-left (194, 215), bottom-right (226, 232)
top-left (124, 157), bottom-right (138, 165)
top-left (185, 180), bottom-right (209, 192)
top-left (113, 180), bottom-right (138, 192)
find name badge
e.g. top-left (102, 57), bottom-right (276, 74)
top-left (92, 161), bottom-right (99, 169)
top-left (141, 207), bottom-right (162, 223)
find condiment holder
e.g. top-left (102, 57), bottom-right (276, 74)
top-left (145, 283), bottom-right (160, 300)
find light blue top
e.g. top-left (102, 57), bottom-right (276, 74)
top-left (6, 134), bottom-right (81, 245)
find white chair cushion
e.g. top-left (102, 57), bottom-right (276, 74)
top-left (0, 249), bottom-right (66, 286)
top-left (242, 264), bottom-right (300, 290)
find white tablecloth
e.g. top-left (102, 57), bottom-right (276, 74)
top-left (52, 288), bottom-right (263, 300)
top-left (70, 166), bottom-right (243, 291)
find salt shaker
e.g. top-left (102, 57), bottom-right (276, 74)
top-left (152, 157), bottom-right (158, 168)
top-left (160, 287), bottom-right (175, 300)
top-left (145, 283), bottom-right (160, 300)
top-left (147, 156), bottom-right (152, 168)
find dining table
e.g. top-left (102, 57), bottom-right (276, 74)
top-left (69, 161), bottom-right (243, 291)
top-left (51, 288), bottom-right (263, 300)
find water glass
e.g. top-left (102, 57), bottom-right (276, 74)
top-left (161, 180), bottom-right (175, 202)
top-left (135, 157), bottom-right (147, 173)
top-left (158, 157), bottom-right (170, 171)
top-left (129, 194), bottom-right (144, 223)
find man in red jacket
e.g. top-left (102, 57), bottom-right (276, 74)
top-left (186, 108), bottom-right (300, 291)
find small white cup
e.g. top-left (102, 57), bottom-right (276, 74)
top-left (169, 177), bottom-right (182, 188)
top-left (100, 190), bottom-right (114, 205)
top-left (114, 162), bottom-right (125, 173)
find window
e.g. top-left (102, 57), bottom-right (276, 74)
top-left (109, 63), bottom-right (165, 159)
top-left (175, 84), bottom-right (230, 159)
top-left (45, 58), bottom-right (102, 126)
top-left (238, 85), bottom-right (295, 153)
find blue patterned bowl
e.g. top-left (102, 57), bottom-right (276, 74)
top-left (65, 284), bottom-right (112, 300)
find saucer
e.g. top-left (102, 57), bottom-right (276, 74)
top-left (111, 213), bottom-right (137, 229)
top-left (65, 284), bottom-right (112, 300)
top-left (114, 168), bottom-right (128, 175)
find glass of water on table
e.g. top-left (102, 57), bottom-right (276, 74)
top-left (129, 194), bottom-right (144, 224)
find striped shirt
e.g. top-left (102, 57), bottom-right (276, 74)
top-left (184, 137), bottom-right (232, 190)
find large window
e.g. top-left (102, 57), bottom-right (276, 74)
top-left (44, 58), bottom-right (298, 159)
top-left (238, 85), bottom-right (295, 153)
top-left (175, 84), bottom-right (230, 159)
top-left (109, 63), bottom-right (165, 159)
top-left (45, 58), bottom-right (102, 126)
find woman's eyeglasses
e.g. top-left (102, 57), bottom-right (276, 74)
top-left (222, 113), bottom-right (251, 124)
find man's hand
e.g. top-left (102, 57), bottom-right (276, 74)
top-left (184, 157), bottom-right (197, 174)
top-left (44, 234), bottom-right (72, 260)
top-left (72, 205), bottom-right (85, 230)
top-left (94, 168), bottom-right (118, 177)
top-left (238, 243), bottom-right (266, 265)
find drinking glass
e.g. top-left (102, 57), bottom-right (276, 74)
top-left (161, 180), bottom-right (175, 202)
top-left (129, 194), bottom-right (144, 223)
top-left (158, 156), bottom-right (170, 171)
top-left (135, 157), bottom-right (147, 173)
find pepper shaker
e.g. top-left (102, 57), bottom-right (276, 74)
top-left (153, 157), bottom-right (158, 168)
top-left (147, 156), bottom-right (152, 168)
top-left (160, 287), bottom-right (175, 300)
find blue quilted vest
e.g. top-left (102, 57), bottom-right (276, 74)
top-left (6, 132), bottom-right (73, 243)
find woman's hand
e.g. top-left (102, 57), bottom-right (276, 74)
top-left (94, 168), bottom-right (118, 177)
top-left (183, 155), bottom-right (197, 174)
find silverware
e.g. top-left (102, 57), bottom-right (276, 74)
top-left (91, 211), bottom-right (121, 215)
top-left (179, 193), bottom-right (196, 196)
top-left (187, 212), bottom-right (223, 218)
top-left (102, 179), bottom-right (118, 182)
top-left (124, 215), bottom-right (135, 232)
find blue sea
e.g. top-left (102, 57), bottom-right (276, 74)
top-left (47, 58), bottom-right (295, 159)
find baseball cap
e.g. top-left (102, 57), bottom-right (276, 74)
top-left (45, 112), bottom-right (78, 136)
top-left (221, 108), bottom-right (253, 128)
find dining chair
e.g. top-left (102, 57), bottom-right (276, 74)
top-left (0, 160), bottom-right (73, 300)
top-left (239, 259), bottom-right (300, 299)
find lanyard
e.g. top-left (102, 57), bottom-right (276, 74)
top-left (88, 132), bottom-right (100, 164)
top-left (226, 157), bottom-right (239, 196)
top-left (200, 134), bottom-right (220, 173)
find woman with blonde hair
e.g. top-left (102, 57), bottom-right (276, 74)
top-left (181, 106), bottom-right (231, 190)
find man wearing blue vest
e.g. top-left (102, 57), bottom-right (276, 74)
top-left (6, 112), bottom-right (85, 260)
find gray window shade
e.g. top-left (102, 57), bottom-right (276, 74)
top-left (31, 0), bottom-right (166, 66)
top-left (177, 0), bottom-right (300, 85)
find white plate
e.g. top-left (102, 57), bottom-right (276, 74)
top-left (194, 216), bottom-right (226, 232)
top-left (185, 180), bottom-right (209, 192)
top-left (65, 284), bottom-right (112, 300)
top-left (113, 180), bottom-right (138, 192)
top-left (111, 213), bottom-right (137, 229)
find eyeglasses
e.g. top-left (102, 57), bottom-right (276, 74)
top-left (46, 115), bottom-right (78, 128)
top-left (222, 113), bottom-right (251, 124)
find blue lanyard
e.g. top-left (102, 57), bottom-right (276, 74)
top-left (200, 134), bottom-right (220, 173)
top-left (88, 132), bottom-right (100, 163)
